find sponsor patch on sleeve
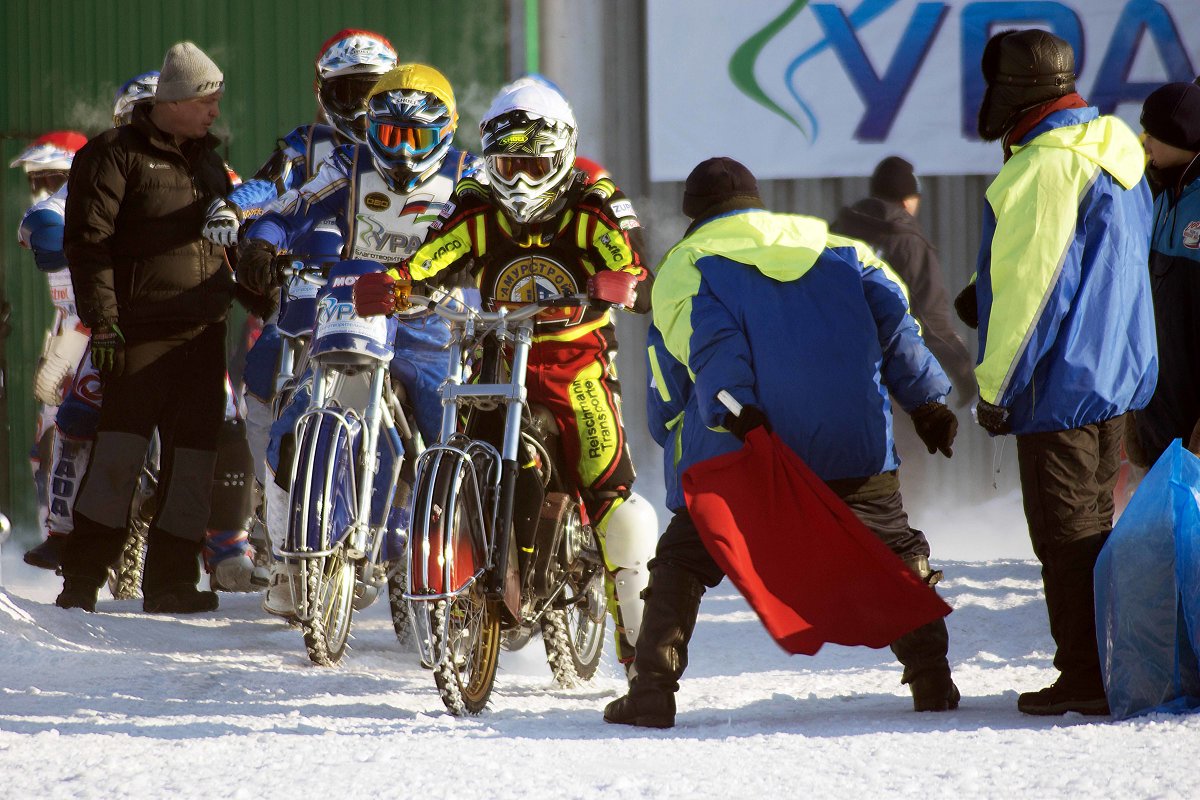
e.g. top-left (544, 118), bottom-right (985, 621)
top-left (610, 199), bottom-right (636, 218)
top-left (619, 218), bottom-right (641, 231)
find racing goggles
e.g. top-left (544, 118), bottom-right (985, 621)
top-left (486, 154), bottom-right (556, 185)
top-left (27, 170), bottom-right (69, 199)
top-left (368, 120), bottom-right (448, 156)
top-left (321, 74), bottom-right (380, 118)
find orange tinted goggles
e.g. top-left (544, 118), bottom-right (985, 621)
top-left (369, 122), bottom-right (443, 155)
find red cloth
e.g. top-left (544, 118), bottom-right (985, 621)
top-left (682, 429), bottom-right (952, 655)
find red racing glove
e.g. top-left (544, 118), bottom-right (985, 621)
top-left (587, 270), bottom-right (638, 308)
top-left (353, 268), bottom-right (412, 317)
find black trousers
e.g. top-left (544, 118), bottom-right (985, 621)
top-left (1015, 414), bottom-right (1124, 690)
top-left (62, 323), bottom-right (228, 587)
top-left (653, 475), bottom-right (949, 682)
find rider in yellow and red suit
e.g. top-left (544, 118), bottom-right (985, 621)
top-left (354, 77), bottom-right (656, 667)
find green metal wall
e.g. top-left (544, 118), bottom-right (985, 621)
top-left (1, 0), bottom-right (511, 533)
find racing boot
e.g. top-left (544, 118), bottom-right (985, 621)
top-left (262, 560), bottom-right (300, 618)
top-left (204, 529), bottom-right (268, 592)
top-left (604, 564), bottom-right (705, 729)
top-left (142, 528), bottom-right (218, 614)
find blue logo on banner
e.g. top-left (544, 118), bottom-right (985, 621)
top-left (730, 0), bottom-right (1196, 143)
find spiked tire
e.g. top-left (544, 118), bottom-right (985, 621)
top-left (300, 548), bottom-right (356, 666)
top-left (432, 591), bottom-right (501, 715)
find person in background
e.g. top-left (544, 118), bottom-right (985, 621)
top-left (605, 157), bottom-right (960, 729)
top-left (56, 42), bottom-right (254, 614)
top-left (10, 130), bottom-right (89, 553)
top-left (966, 29), bottom-right (1157, 715)
top-left (831, 156), bottom-right (976, 406)
top-left (1130, 82), bottom-right (1200, 468)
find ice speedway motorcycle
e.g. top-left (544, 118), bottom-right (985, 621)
top-left (397, 287), bottom-right (610, 716)
top-left (272, 259), bottom-right (424, 666)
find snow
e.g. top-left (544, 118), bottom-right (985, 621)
top-left (3, 491), bottom-right (1198, 800)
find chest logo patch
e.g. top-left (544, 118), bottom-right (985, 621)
top-left (492, 255), bottom-right (586, 327)
top-left (364, 192), bottom-right (390, 211)
top-left (1183, 221), bottom-right (1200, 249)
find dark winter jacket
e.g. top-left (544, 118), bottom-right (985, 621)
top-left (1135, 160), bottom-right (1200, 465)
top-left (65, 103), bottom-right (234, 340)
top-left (831, 197), bottom-right (977, 405)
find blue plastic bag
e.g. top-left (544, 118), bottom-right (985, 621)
top-left (1096, 440), bottom-right (1200, 719)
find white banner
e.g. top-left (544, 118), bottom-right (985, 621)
top-left (647, 0), bottom-right (1200, 180)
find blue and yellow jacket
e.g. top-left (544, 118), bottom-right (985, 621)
top-left (975, 106), bottom-right (1157, 434)
top-left (646, 323), bottom-right (734, 511)
top-left (653, 209), bottom-right (950, 482)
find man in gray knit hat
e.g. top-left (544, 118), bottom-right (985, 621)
top-left (58, 41), bottom-right (266, 615)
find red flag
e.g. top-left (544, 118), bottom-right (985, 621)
top-left (682, 428), bottom-right (951, 655)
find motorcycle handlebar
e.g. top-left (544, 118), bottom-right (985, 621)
top-left (275, 258), bottom-right (328, 287)
top-left (408, 293), bottom-right (594, 325)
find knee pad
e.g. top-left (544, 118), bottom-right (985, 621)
top-left (74, 431), bottom-right (152, 530)
top-left (599, 493), bottom-right (660, 647)
top-left (600, 493), bottom-right (659, 569)
top-left (208, 420), bottom-right (255, 531)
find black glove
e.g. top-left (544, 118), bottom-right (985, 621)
top-left (975, 399), bottom-right (1012, 436)
top-left (91, 324), bottom-right (126, 380)
top-left (723, 405), bottom-right (772, 442)
top-left (235, 284), bottom-right (279, 321)
top-left (910, 401), bottom-right (958, 458)
top-left (954, 282), bottom-right (979, 329)
top-left (237, 240), bottom-right (281, 296)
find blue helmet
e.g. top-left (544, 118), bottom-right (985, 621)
top-left (113, 71), bottom-right (159, 126)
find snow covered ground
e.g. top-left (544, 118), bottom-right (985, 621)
top-left (2, 491), bottom-right (1198, 800)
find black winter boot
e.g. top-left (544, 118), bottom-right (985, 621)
top-left (1020, 534), bottom-right (1109, 715)
top-left (24, 534), bottom-right (68, 571)
top-left (894, 555), bottom-right (959, 711)
top-left (142, 529), bottom-right (218, 614)
top-left (604, 565), bottom-right (705, 729)
top-left (55, 576), bottom-right (101, 612)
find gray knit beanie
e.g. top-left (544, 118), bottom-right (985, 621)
top-left (156, 42), bottom-right (224, 103)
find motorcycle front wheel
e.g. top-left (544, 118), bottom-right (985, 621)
top-left (300, 547), bottom-right (356, 666)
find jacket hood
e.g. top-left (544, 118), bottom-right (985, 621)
top-left (832, 198), bottom-right (912, 241)
top-left (680, 210), bottom-right (828, 281)
top-left (1012, 107), bottom-right (1145, 190)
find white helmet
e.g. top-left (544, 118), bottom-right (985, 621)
top-left (9, 131), bottom-right (87, 202)
top-left (480, 76), bottom-right (578, 225)
top-left (113, 71), bottom-right (159, 126)
top-left (315, 29), bottom-right (398, 143)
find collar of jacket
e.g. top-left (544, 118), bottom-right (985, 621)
top-left (1161, 153), bottom-right (1200, 203)
top-left (1002, 93), bottom-right (1089, 161)
top-left (132, 103), bottom-right (221, 159)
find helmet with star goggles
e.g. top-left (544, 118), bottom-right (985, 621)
top-left (480, 77), bottom-right (578, 225)
top-left (113, 71), bottom-right (159, 126)
top-left (315, 29), bottom-right (398, 143)
top-left (365, 64), bottom-right (458, 193)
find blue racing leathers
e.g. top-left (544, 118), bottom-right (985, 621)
top-left (246, 142), bottom-right (480, 462)
top-left (231, 123), bottom-right (346, 403)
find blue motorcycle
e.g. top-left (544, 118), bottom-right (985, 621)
top-left (275, 259), bottom-right (427, 665)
